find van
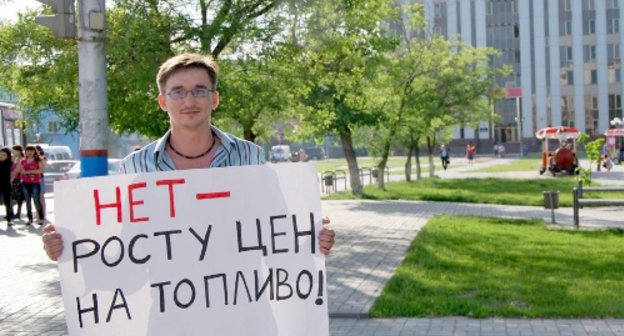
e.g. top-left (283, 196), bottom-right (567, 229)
top-left (35, 144), bottom-right (73, 160)
top-left (270, 145), bottom-right (291, 163)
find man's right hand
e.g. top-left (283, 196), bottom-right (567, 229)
top-left (42, 224), bottom-right (63, 261)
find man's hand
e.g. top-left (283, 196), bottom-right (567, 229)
top-left (319, 217), bottom-right (335, 255)
top-left (42, 224), bottom-right (63, 261)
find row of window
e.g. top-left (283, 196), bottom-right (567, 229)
top-left (560, 68), bottom-right (621, 86)
top-left (560, 44), bottom-right (621, 63)
top-left (484, 0), bottom-right (618, 16)
top-left (555, 0), bottom-right (617, 11)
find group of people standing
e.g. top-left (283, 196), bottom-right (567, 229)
top-left (0, 144), bottom-right (46, 225)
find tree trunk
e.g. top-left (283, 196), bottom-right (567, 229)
top-left (414, 141), bottom-right (422, 180)
top-left (243, 127), bottom-right (256, 142)
top-left (426, 136), bottom-right (436, 177)
top-left (404, 144), bottom-right (413, 182)
top-left (376, 138), bottom-right (392, 190)
top-left (340, 128), bottom-right (363, 196)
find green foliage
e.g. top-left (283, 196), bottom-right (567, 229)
top-left (0, 11), bottom-right (78, 130)
top-left (371, 215), bottom-right (624, 317)
top-left (576, 134), bottom-right (604, 186)
top-left (0, 0), bottom-right (284, 137)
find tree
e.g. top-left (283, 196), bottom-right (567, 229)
top-left (292, 0), bottom-right (399, 196)
top-left (216, 55), bottom-right (296, 143)
top-left (0, 0), bottom-right (285, 138)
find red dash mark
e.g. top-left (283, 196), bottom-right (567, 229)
top-left (196, 191), bottom-right (231, 200)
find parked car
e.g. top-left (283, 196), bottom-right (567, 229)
top-left (44, 160), bottom-right (78, 193)
top-left (303, 147), bottom-right (326, 160)
top-left (35, 144), bottom-right (74, 160)
top-left (64, 159), bottom-right (122, 179)
top-left (270, 145), bottom-right (291, 163)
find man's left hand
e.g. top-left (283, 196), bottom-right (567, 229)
top-left (319, 217), bottom-right (335, 255)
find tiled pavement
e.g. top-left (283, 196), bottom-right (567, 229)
top-left (1, 160), bottom-right (624, 335)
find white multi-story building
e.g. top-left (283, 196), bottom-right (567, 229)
top-left (412, 0), bottom-right (623, 146)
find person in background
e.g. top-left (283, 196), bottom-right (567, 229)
top-left (43, 53), bottom-right (335, 260)
top-left (439, 144), bottom-right (450, 170)
top-left (35, 145), bottom-right (47, 220)
top-left (0, 147), bottom-right (14, 225)
top-left (11, 145), bottom-right (25, 220)
top-left (466, 143), bottom-right (476, 166)
top-left (14, 145), bottom-right (44, 224)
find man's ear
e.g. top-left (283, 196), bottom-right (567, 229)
top-left (158, 95), bottom-right (167, 111)
top-left (212, 91), bottom-right (220, 109)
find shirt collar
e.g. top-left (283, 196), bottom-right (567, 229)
top-left (152, 125), bottom-right (236, 163)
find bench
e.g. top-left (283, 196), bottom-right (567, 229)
top-left (573, 185), bottom-right (624, 228)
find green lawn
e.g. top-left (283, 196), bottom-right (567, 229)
top-left (313, 156), bottom-right (461, 174)
top-left (469, 159), bottom-right (542, 173)
top-left (324, 178), bottom-right (624, 207)
top-left (371, 215), bottom-right (624, 318)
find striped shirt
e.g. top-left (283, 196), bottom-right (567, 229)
top-left (119, 126), bottom-right (266, 174)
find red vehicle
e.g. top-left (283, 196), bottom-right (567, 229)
top-left (535, 126), bottom-right (580, 175)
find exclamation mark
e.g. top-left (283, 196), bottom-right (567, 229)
top-left (315, 270), bottom-right (324, 305)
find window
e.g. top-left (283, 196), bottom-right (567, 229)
top-left (565, 0), bottom-right (571, 11)
top-left (564, 20), bottom-right (572, 35)
top-left (584, 45), bottom-right (596, 61)
top-left (586, 0), bottom-right (595, 10)
top-left (568, 70), bottom-right (574, 85)
top-left (487, 1), bottom-right (493, 15)
top-left (584, 20), bottom-right (596, 35)
top-left (608, 44), bottom-right (620, 62)
top-left (608, 18), bottom-right (620, 34)
top-left (47, 121), bottom-right (59, 134)
top-left (591, 70), bottom-right (598, 84)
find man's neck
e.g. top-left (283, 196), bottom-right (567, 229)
top-left (167, 125), bottom-right (218, 170)
top-left (169, 125), bottom-right (214, 153)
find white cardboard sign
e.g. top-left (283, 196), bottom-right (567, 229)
top-left (53, 163), bottom-right (328, 336)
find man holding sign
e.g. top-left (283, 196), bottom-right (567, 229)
top-left (42, 53), bottom-right (335, 335)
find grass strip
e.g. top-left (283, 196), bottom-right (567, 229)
top-left (324, 178), bottom-right (624, 207)
top-left (371, 215), bottom-right (624, 318)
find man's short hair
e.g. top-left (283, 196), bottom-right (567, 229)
top-left (157, 53), bottom-right (219, 94)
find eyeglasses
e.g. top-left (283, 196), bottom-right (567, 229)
top-left (166, 87), bottom-right (215, 100)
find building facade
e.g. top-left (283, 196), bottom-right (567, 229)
top-left (413, 0), bottom-right (623, 146)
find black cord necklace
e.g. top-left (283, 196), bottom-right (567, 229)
top-left (167, 131), bottom-right (217, 160)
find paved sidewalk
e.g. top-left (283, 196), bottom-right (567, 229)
top-left (1, 196), bottom-right (623, 335)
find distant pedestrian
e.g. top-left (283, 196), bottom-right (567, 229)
top-left (498, 144), bottom-right (505, 158)
top-left (603, 154), bottom-right (614, 171)
top-left (35, 145), bottom-right (47, 221)
top-left (439, 144), bottom-right (450, 170)
top-left (493, 144), bottom-right (499, 158)
top-left (0, 147), bottom-right (14, 224)
top-left (466, 143), bottom-right (476, 166)
top-left (13, 145), bottom-right (45, 224)
top-left (10, 145), bottom-right (25, 220)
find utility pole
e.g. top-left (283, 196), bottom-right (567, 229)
top-left (77, 0), bottom-right (108, 177)
top-left (35, 0), bottom-right (108, 177)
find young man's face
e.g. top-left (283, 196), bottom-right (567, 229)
top-left (158, 67), bottom-right (220, 132)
